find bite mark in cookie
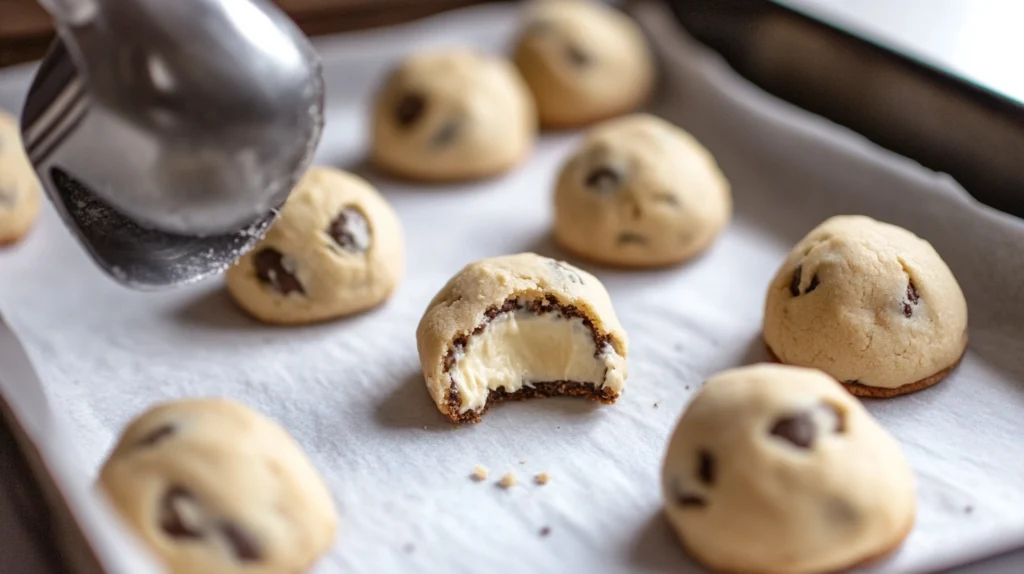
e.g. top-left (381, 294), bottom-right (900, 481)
top-left (442, 295), bottom-right (619, 423)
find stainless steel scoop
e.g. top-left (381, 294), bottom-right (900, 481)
top-left (21, 0), bottom-right (324, 289)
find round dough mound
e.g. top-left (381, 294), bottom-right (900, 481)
top-left (0, 111), bottom-right (41, 245)
top-left (554, 114), bottom-right (731, 267)
top-left (662, 364), bottom-right (916, 574)
top-left (417, 252), bottom-right (628, 423)
top-left (371, 48), bottom-right (536, 181)
top-left (226, 166), bottom-right (404, 324)
top-left (513, 0), bottom-right (654, 128)
top-left (764, 215), bottom-right (968, 395)
top-left (99, 398), bottom-right (337, 574)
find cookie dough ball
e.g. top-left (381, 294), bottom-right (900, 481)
top-left (0, 111), bottom-right (41, 245)
top-left (663, 364), bottom-right (916, 574)
top-left (764, 215), bottom-right (968, 397)
top-left (513, 0), bottom-right (655, 128)
top-left (226, 166), bottom-right (403, 324)
top-left (554, 114), bottom-right (731, 267)
top-left (371, 49), bottom-right (536, 181)
top-left (98, 399), bottom-right (337, 574)
top-left (417, 253), bottom-right (628, 423)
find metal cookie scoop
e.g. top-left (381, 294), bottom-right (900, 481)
top-left (21, 0), bottom-right (324, 289)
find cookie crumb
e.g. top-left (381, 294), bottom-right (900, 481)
top-left (653, 402), bottom-right (659, 409)
top-left (964, 505), bottom-right (973, 514)
top-left (422, 426), bottom-right (428, 430)
top-left (403, 543), bottom-right (415, 553)
top-left (539, 526), bottom-right (551, 537)
top-left (519, 460), bottom-right (526, 465)
top-left (471, 465), bottom-right (488, 482)
top-left (498, 472), bottom-right (517, 489)
top-left (534, 472), bottom-right (550, 486)
top-left (685, 386), bottom-right (690, 391)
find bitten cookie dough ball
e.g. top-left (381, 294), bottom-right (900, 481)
top-left (663, 364), bottom-right (916, 574)
top-left (764, 215), bottom-right (968, 397)
top-left (513, 0), bottom-right (654, 128)
top-left (0, 111), bottom-right (41, 245)
top-left (371, 49), bottom-right (536, 181)
top-left (417, 253), bottom-right (628, 423)
top-left (226, 167), bottom-right (403, 324)
top-left (98, 399), bottom-right (337, 574)
top-left (554, 114), bottom-right (731, 267)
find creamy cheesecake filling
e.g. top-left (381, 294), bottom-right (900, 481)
top-left (446, 297), bottom-right (624, 418)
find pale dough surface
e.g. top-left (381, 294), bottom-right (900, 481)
top-left (554, 114), bottom-right (732, 267)
top-left (371, 48), bottom-right (536, 181)
top-left (0, 111), bottom-right (40, 245)
top-left (513, 0), bottom-right (654, 128)
top-left (416, 252), bottom-right (628, 421)
top-left (662, 364), bottom-right (916, 574)
top-left (226, 166), bottom-right (404, 324)
top-left (763, 215), bottom-right (968, 390)
top-left (98, 398), bottom-right (337, 574)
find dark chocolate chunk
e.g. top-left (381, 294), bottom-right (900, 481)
top-left (585, 166), bottom-right (621, 193)
top-left (254, 249), bottom-right (304, 295)
top-left (789, 265), bottom-right (803, 297)
top-left (328, 207), bottom-right (371, 253)
top-left (137, 424), bottom-right (175, 448)
top-left (790, 265), bottom-right (820, 297)
top-left (219, 521), bottom-right (263, 562)
top-left (806, 274), bottom-right (820, 294)
top-left (159, 487), bottom-right (203, 539)
top-left (431, 118), bottom-right (460, 147)
top-left (697, 450), bottom-right (715, 486)
top-left (566, 44), bottom-right (592, 67)
top-left (903, 281), bottom-right (920, 318)
top-left (770, 411), bottom-right (816, 449)
top-left (617, 231), bottom-right (646, 245)
top-left (675, 486), bottom-right (707, 508)
top-left (395, 92), bottom-right (426, 128)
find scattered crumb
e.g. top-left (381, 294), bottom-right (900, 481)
top-left (519, 460), bottom-right (526, 465)
top-left (498, 472), bottom-right (518, 489)
top-left (539, 526), bottom-right (551, 537)
top-left (685, 386), bottom-right (690, 391)
top-left (422, 426), bottom-right (428, 430)
top-left (471, 465), bottom-right (488, 482)
top-left (403, 543), bottom-right (415, 553)
top-left (653, 402), bottom-right (659, 409)
top-left (964, 505), bottom-right (974, 514)
top-left (534, 472), bottom-right (550, 486)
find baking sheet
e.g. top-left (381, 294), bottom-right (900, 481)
top-left (1, 2), bottom-right (1023, 573)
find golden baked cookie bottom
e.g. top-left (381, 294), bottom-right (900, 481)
top-left (765, 343), bottom-right (966, 398)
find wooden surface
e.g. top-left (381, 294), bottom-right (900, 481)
top-left (0, 0), bottom-right (501, 67)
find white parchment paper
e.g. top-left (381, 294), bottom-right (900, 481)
top-left (0, 3), bottom-right (1022, 573)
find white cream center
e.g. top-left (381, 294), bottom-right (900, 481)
top-left (450, 311), bottom-right (618, 414)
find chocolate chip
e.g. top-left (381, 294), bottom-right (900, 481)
top-left (675, 489), bottom-right (707, 508)
top-left (789, 265), bottom-right (803, 297)
top-left (254, 249), bottom-right (304, 295)
top-left (431, 118), bottom-right (460, 147)
top-left (137, 424), bottom-right (175, 448)
top-left (328, 207), bottom-right (371, 253)
top-left (617, 232), bottom-right (646, 245)
top-left (585, 167), bottom-right (621, 193)
top-left (219, 521), bottom-right (262, 562)
top-left (395, 92), bottom-right (426, 127)
top-left (790, 265), bottom-right (820, 296)
top-left (697, 450), bottom-right (715, 486)
top-left (566, 44), bottom-right (592, 67)
top-left (903, 281), bottom-right (920, 318)
top-left (159, 487), bottom-right (203, 539)
top-left (770, 411), bottom-right (816, 449)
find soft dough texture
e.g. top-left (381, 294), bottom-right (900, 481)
top-left (226, 166), bottom-right (404, 324)
top-left (513, 0), bottom-right (654, 128)
top-left (554, 114), bottom-right (731, 267)
top-left (662, 364), bottom-right (916, 574)
top-left (417, 252), bottom-right (628, 423)
top-left (371, 48), bottom-right (536, 181)
top-left (0, 110), bottom-right (41, 245)
top-left (98, 398), bottom-right (337, 574)
top-left (764, 215), bottom-right (968, 395)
